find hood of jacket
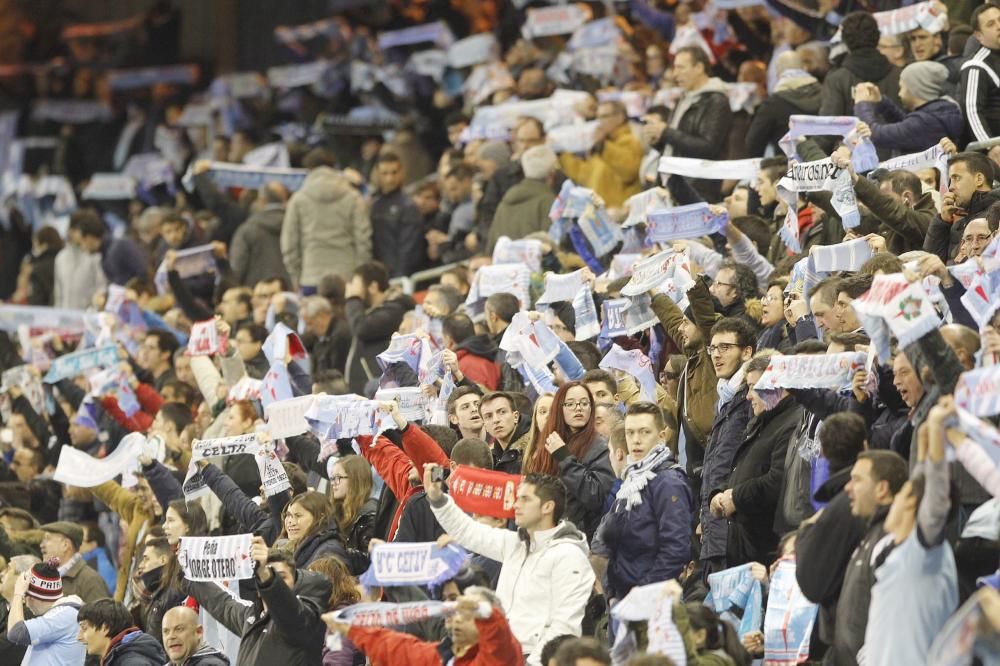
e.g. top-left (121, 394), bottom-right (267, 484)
top-left (775, 81), bottom-right (823, 112)
top-left (504, 178), bottom-right (553, 206)
top-left (292, 568), bottom-right (334, 610)
top-left (456, 333), bottom-right (499, 358)
top-left (104, 628), bottom-right (167, 665)
top-left (843, 47), bottom-right (894, 83)
top-left (520, 519), bottom-right (589, 557)
top-left (184, 644), bottom-right (231, 665)
top-left (299, 167), bottom-right (354, 204)
top-left (250, 205), bottom-right (285, 234)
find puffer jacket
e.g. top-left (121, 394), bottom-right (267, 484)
top-left (280, 167), bottom-right (372, 288)
top-left (700, 390), bottom-right (753, 563)
top-left (294, 521), bottom-right (350, 569)
top-left (550, 434), bottom-right (616, 540)
top-left (594, 451), bottom-right (693, 600)
top-left (187, 568), bottom-right (332, 666)
top-left (429, 494), bottom-right (595, 666)
top-left (854, 97), bottom-right (964, 154)
top-left (559, 124), bottom-right (643, 208)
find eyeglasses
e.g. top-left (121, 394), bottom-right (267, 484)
top-left (962, 234), bottom-right (993, 243)
top-left (707, 343), bottom-right (739, 356)
top-left (329, 475), bottom-right (349, 484)
top-left (713, 281), bottom-right (735, 290)
top-left (563, 400), bottom-right (592, 411)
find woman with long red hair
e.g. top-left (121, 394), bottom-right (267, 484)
top-left (527, 381), bottom-right (615, 539)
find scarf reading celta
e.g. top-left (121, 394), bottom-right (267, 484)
top-left (615, 445), bottom-right (674, 511)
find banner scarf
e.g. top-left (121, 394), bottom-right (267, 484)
top-left (304, 395), bottom-right (396, 441)
top-left (646, 203), bottom-right (728, 244)
top-left (603, 298), bottom-right (630, 338)
top-left (376, 334), bottom-right (439, 386)
top-left (776, 158), bottom-right (860, 253)
top-left (763, 559), bottom-right (818, 664)
top-left (448, 33), bottom-right (498, 69)
top-left (753, 351), bottom-right (866, 410)
top-left (646, 594), bottom-right (687, 665)
top-left (1, 365), bottom-right (45, 416)
top-left (53, 432), bottom-right (146, 487)
top-left (946, 406), bottom-right (1000, 469)
top-left (259, 321), bottom-right (308, 409)
top-left (955, 366), bottom-right (1000, 418)
top-left (572, 288), bottom-right (601, 341)
top-left (274, 18), bottom-right (344, 45)
top-left (82, 174), bottom-right (137, 201)
top-left (623, 294), bottom-right (659, 336)
top-left (187, 320), bottom-right (228, 356)
top-left (266, 60), bottom-right (329, 89)
top-left (781, 115), bottom-right (879, 174)
top-left (190, 433), bottom-right (263, 463)
top-left (623, 187), bottom-right (673, 228)
top-left (178, 534), bottom-right (255, 582)
top-left (850, 274), bottom-right (940, 363)
top-left (499, 312), bottom-right (562, 372)
top-left (657, 156), bottom-right (760, 181)
top-left (785, 255), bottom-right (827, 306)
top-left (228, 377), bottom-right (261, 403)
top-left (107, 65), bottom-right (198, 90)
top-left (610, 253), bottom-right (641, 279)
top-left (186, 161), bottom-right (308, 193)
top-left (331, 600), bottom-right (449, 627)
top-left (547, 121), bottom-right (599, 155)
top-left (578, 204), bottom-right (624, 258)
top-left (620, 250), bottom-right (688, 297)
top-left (879, 144), bottom-right (950, 196)
top-left (31, 99), bottom-right (112, 124)
top-left (360, 542), bottom-right (469, 588)
top-left (569, 223), bottom-right (606, 275)
top-left (256, 447), bottom-right (291, 497)
top-left (154, 244), bottom-right (217, 295)
top-left (43, 344), bottom-right (118, 383)
top-left (601, 344), bottom-right (658, 403)
top-left (704, 563), bottom-right (763, 639)
top-left (926, 591), bottom-right (1000, 664)
top-left (88, 367), bottom-right (141, 417)
top-left (874, 1), bottom-right (948, 36)
top-left (809, 238), bottom-right (872, 273)
top-left (264, 395), bottom-right (315, 439)
top-left (538, 269), bottom-right (587, 305)
top-left (0, 305), bottom-right (87, 334)
top-left (523, 5), bottom-right (591, 39)
top-left (378, 21), bottom-right (454, 50)
top-left (448, 465), bottom-right (522, 519)
top-left (374, 387), bottom-right (428, 422)
top-left (492, 236), bottom-right (544, 273)
top-left (465, 263), bottom-right (531, 312)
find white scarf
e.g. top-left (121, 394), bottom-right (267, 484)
top-left (716, 365), bottom-right (746, 413)
top-left (615, 445), bottom-right (675, 511)
top-left (58, 552), bottom-right (82, 577)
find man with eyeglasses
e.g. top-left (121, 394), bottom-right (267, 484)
top-left (956, 217), bottom-right (995, 261)
top-left (700, 317), bottom-right (757, 575)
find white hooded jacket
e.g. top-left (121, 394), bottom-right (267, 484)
top-left (429, 494), bottom-right (595, 666)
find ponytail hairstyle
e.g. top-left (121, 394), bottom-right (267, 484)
top-left (685, 603), bottom-right (752, 666)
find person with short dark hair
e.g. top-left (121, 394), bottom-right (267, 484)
top-left (77, 598), bottom-right (168, 665)
top-left (593, 402), bottom-right (691, 604)
top-left (553, 637), bottom-right (610, 666)
top-left (820, 11), bottom-right (902, 117)
top-left (443, 313), bottom-right (500, 391)
top-left (924, 151), bottom-right (1000, 262)
top-left (344, 261), bottom-right (415, 394)
top-left (371, 152), bottom-right (425, 278)
top-left (960, 4), bottom-right (1000, 142)
top-left (230, 180), bottom-right (291, 287)
top-left (426, 467), bottom-right (595, 665)
top-left (138, 329), bottom-right (180, 392)
top-left (479, 391), bottom-right (524, 474)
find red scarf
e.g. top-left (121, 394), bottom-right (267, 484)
top-left (449, 465), bottom-right (522, 519)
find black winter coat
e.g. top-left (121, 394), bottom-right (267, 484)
top-left (27, 247), bottom-right (59, 306)
top-left (294, 522), bottom-right (350, 569)
top-left (819, 47), bottom-right (901, 117)
top-left (310, 315), bottom-right (352, 377)
top-left (345, 293), bottom-right (416, 395)
top-left (700, 391), bottom-right (752, 562)
top-left (188, 568), bottom-right (331, 666)
top-left (103, 629), bottom-right (169, 665)
top-left (923, 189), bottom-right (1000, 263)
top-left (745, 82), bottom-right (822, 157)
top-left (552, 434), bottom-right (616, 539)
top-left (720, 396), bottom-right (802, 567)
top-left (657, 88), bottom-right (733, 200)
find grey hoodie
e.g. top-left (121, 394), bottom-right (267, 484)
top-left (280, 167), bottom-right (372, 288)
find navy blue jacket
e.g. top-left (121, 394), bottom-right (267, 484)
top-left (855, 97), bottom-right (964, 155)
top-left (594, 456), bottom-right (693, 600)
top-left (700, 391), bottom-right (753, 562)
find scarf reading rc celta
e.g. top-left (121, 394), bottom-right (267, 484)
top-left (615, 445), bottom-right (675, 511)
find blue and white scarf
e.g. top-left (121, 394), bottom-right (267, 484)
top-left (615, 445), bottom-right (674, 510)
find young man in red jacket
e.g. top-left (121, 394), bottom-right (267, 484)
top-left (324, 589), bottom-right (524, 666)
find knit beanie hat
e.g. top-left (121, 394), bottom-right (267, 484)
top-left (900, 61), bottom-right (949, 103)
top-left (478, 141), bottom-right (512, 171)
top-left (27, 558), bottom-right (63, 601)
